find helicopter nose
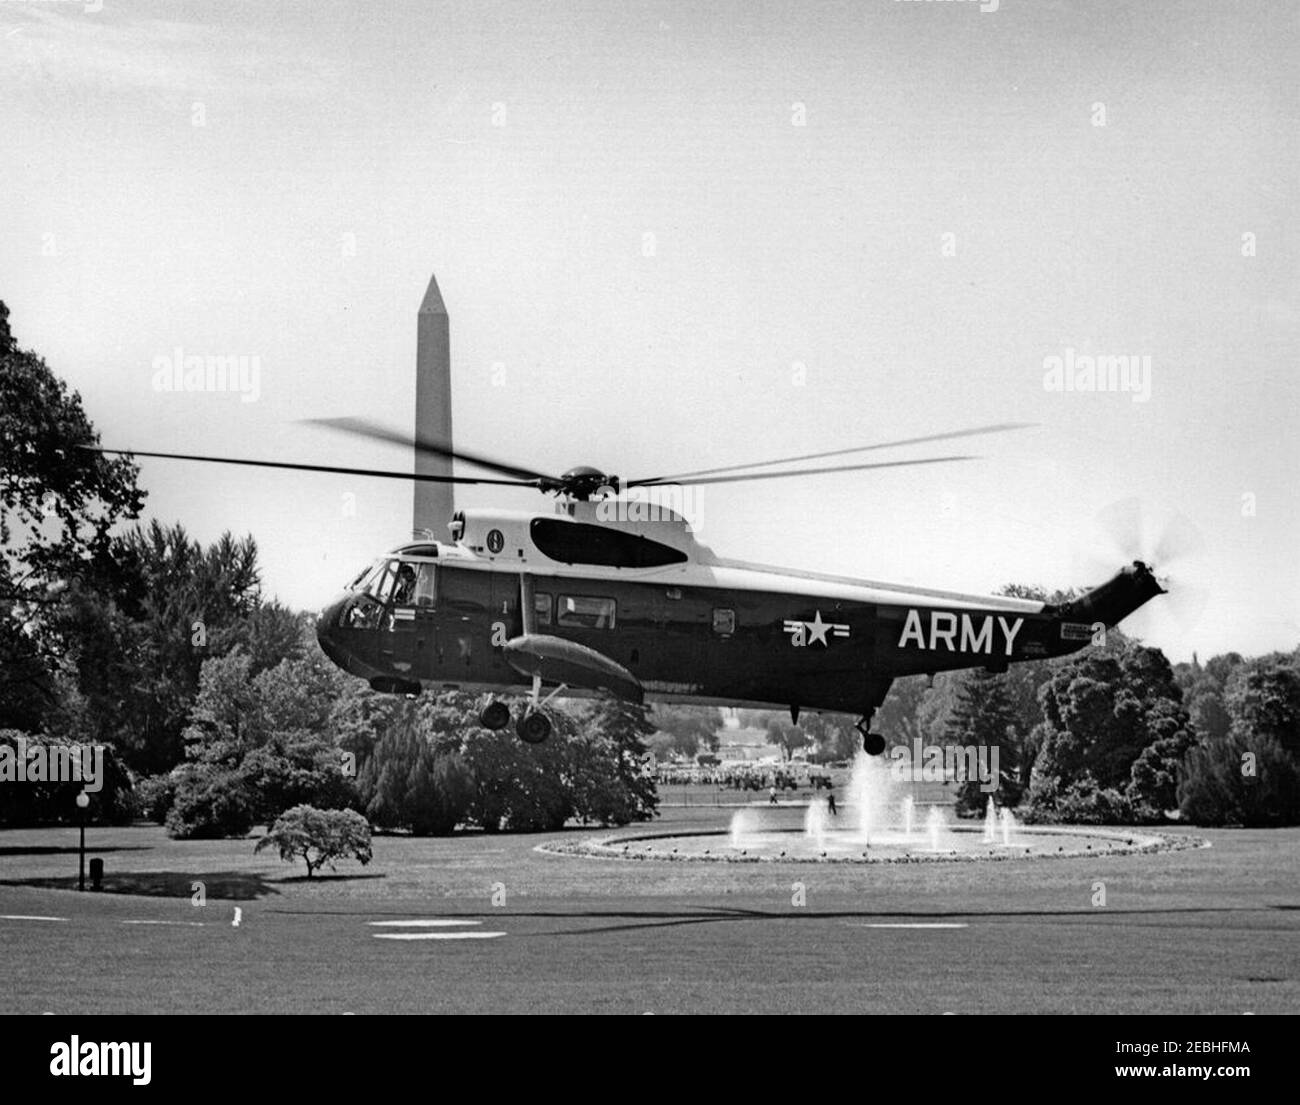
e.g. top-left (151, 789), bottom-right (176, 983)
top-left (316, 594), bottom-right (349, 668)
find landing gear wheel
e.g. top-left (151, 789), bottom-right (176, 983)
top-left (862, 732), bottom-right (886, 757)
top-left (516, 710), bottom-right (552, 745)
top-left (479, 700), bottom-right (510, 731)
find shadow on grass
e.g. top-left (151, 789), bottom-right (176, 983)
top-left (0, 870), bottom-right (281, 900)
top-left (0, 845), bottom-right (153, 857)
top-left (521, 903), bottom-right (1300, 937)
top-left (273, 872), bottom-right (387, 886)
top-left (262, 902), bottom-right (1300, 936)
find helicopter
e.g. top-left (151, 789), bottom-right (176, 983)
top-left (84, 419), bottom-right (1173, 754)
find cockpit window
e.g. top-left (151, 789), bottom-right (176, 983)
top-left (349, 560), bottom-right (385, 593)
top-left (390, 563), bottom-right (419, 606)
top-left (346, 558), bottom-right (437, 608)
top-left (370, 561), bottom-right (399, 603)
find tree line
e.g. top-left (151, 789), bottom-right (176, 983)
top-left (0, 299), bottom-right (658, 836)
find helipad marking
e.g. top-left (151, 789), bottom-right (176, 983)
top-left (121, 919), bottom-right (206, 927)
top-left (368, 919), bottom-right (481, 928)
top-left (0, 914), bottom-right (67, 922)
top-left (851, 923), bottom-right (969, 929)
top-left (373, 932), bottom-right (506, 941)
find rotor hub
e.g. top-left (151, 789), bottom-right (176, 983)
top-left (547, 467), bottom-right (619, 501)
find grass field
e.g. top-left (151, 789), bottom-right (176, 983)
top-left (1, 808), bottom-right (1297, 1014)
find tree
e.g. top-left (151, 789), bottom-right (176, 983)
top-left (416, 691), bottom-right (659, 831)
top-left (226, 602), bottom-right (309, 676)
top-left (1175, 655), bottom-right (1300, 827)
top-left (48, 521), bottom-right (273, 773)
top-left (765, 716), bottom-right (809, 761)
top-left (648, 703), bottom-right (720, 757)
top-left (1224, 656), bottom-right (1300, 756)
top-left (569, 695), bottom-right (658, 826)
top-left (946, 668), bottom-right (1023, 815)
top-left (798, 712), bottom-right (859, 763)
top-left (358, 713), bottom-right (475, 835)
top-left (162, 650), bottom-right (359, 836)
top-left (914, 671), bottom-right (962, 746)
top-left (329, 675), bottom-right (406, 771)
top-left (646, 731), bottom-right (684, 763)
top-left (992, 584), bottom-right (1083, 769)
top-left (1125, 696), bottom-right (1196, 816)
top-left (1170, 651), bottom-right (1244, 751)
top-left (1026, 641), bottom-right (1192, 823)
top-left (0, 729), bottom-right (135, 827)
top-left (875, 675), bottom-right (928, 747)
top-left (255, 805), bottom-right (373, 878)
top-left (1178, 733), bottom-right (1300, 827)
top-left (1188, 688), bottom-right (1231, 743)
top-left (418, 692), bottom-right (574, 832)
top-left (165, 763), bottom-right (257, 839)
top-left (0, 301), bottom-right (143, 731)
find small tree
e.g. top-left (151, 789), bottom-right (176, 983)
top-left (255, 805), bottom-right (372, 878)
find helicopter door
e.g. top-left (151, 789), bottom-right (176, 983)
top-left (379, 561), bottom-right (437, 677)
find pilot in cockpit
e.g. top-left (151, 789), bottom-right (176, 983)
top-left (392, 563), bottom-right (418, 606)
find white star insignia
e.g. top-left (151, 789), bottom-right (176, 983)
top-left (783, 612), bottom-right (850, 647)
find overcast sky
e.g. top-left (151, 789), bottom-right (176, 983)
top-left (3, 0), bottom-right (1296, 662)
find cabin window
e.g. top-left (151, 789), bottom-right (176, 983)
top-left (530, 518), bottom-right (687, 568)
top-left (712, 608), bottom-right (736, 635)
top-left (410, 564), bottom-right (437, 607)
top-left (534, 592), bottom-right (552, 626)
top-left (557, 594), bottom-right (616, 629)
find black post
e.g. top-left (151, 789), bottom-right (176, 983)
top-left (78, 811), bottom-right (85, 892)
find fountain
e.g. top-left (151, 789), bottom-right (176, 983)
top-left (804, 797), bottom-right (832, 849)
top-left (630, 751), bottom-right (1183, 864)
top-left (925, 805), bottom-right (947, 853)
top-left (729, 807), bottom-right (761, 849)
top-left (999, 807), bottom-right (1017, 847)
top-left (845, 751), bottom-right (895, 842)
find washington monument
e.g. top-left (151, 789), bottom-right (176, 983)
top-left (412, 272), bottom-right (454, 537)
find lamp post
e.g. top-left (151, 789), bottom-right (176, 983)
top-left (75, 790), bottom-right (89, 892)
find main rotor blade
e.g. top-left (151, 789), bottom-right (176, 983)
top-left (302, 417), bottom-right (554, 482)
top-left (78, 446), bottom-right (538, 487)
top-left (626, 422), bottom-right (1033, 486)
top-left (641, 454), bottom-right (975, 487)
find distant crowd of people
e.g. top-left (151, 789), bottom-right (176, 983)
top-left (655, 766), bottom-right (834, 793)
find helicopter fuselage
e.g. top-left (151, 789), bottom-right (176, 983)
top-left (315, 503), bottom-right (1165, 725)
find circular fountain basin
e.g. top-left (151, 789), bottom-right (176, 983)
top-left (546, 822), bottom-right (1202, 864)
top-left (541, 757), bottom-right (1207, 864)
